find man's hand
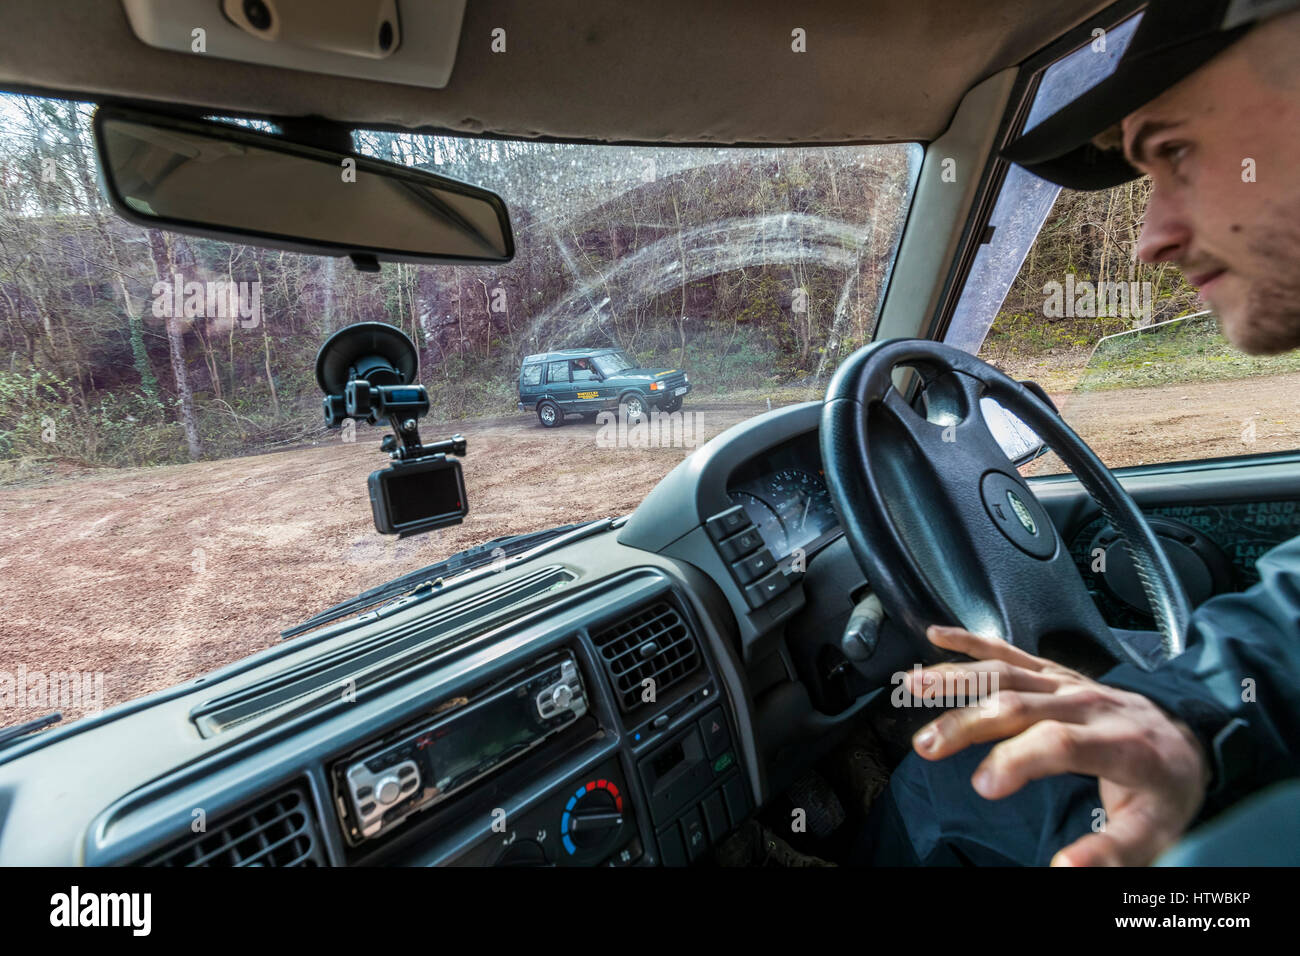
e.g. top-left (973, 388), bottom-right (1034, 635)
top-left (909, 625), bottom-right (1211, 866)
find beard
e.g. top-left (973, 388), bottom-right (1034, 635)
top-left (1225, 198), bottom-right (1300, 355)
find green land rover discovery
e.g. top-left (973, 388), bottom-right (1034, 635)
top-left (517, 348), bottom-right (691, 428)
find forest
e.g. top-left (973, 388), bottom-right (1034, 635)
top-left (0, 93), bottom-right (1199, 476)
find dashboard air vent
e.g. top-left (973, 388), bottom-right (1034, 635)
top-left (590, 601), bottom-right (700, 714)
top-left (148, 785), bottom-right (325, 866)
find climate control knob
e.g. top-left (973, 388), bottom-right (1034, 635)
top-left (561, 779), bottom-right (626, 858)
top-left (375, 776), bottom-right (402, 805)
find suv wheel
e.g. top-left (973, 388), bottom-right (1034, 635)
top-left (537, 401), bottom-right (564, 428)
top-left (619, 394), bottom-right (647, 423)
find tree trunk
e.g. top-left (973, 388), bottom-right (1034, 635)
top-left (147, 230), bottom-right (202, 460)
top-left (672, 196), bottom-right (688, 367)
top-left (477, 277), bottom-right (492, 358)
top-left (255, 260), bottom-right (280, 418)
top-left (166, 310), bottom-right (202, 459)
top-left (263, 325), bottom-right (280, 418)
top-left (116, 274), bottom-right (161, 402)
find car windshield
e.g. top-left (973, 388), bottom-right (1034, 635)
top-left (592, 352), bottom-right (634, 376)
top-left (0, 92), bottom-right (921, 728)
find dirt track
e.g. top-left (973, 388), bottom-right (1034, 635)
top-left (2, 375), bottom-right (1297, 730)
top-left (1029, 371), bottom-right (1300, 473)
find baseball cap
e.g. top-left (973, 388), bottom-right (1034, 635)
top-left (1001, 0), bottom-right (1300, 190)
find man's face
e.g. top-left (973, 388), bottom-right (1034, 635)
top-left (1122, 25), bottom-right (1300, 354)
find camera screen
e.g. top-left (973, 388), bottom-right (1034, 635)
top-left (381, 460), bottom-right (465, 530)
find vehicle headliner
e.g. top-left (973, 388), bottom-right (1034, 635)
top-left (0, 0), bottom-right (1111, 145)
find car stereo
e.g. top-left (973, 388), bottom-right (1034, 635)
top-left (331, 653), bottom-right (587, 845)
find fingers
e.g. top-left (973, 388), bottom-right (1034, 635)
top-left (906, 660), bottom-right (1061, 696)
top-left (911, 690), bottom-right (1098, 761)
top-left (1051, 804), bottom-right (1175, 868)
top-left (925, 625), bottom-right (1049, 672)
top-left (969, 719), bottom-right (1125, 799)
top-left (1051, 831), bottom-right (1126, 867)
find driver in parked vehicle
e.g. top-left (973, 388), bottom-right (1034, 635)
top-left (857, 0), bottom-right (1300, 867)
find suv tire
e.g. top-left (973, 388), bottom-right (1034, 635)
top-left (537, 400), bottom-right (564, 428)
top-left (619, 393), bottom-right (647, 423)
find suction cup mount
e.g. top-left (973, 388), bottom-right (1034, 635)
top-left (316, 322), bottom-right (449, 461)
top-left (316, 321), bottom-right (418, 395)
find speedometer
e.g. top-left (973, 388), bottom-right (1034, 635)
top-left (766, 469), bottom-right (837, 556)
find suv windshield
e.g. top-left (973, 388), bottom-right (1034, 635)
top-left (592, 352), bottom-right (634, 376)
top-left (0, 91), bottom-right (920, 728)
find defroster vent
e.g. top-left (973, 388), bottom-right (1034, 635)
top-left (147, 785), bottom-right (326, 866)
top-left (590, 601), bottom-right (700, 714)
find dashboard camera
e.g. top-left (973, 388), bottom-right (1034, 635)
top-left (316, 322), bottom-right (468, 537)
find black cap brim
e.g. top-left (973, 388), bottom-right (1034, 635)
top-left (1001, 26), bottom-right (1249, 190)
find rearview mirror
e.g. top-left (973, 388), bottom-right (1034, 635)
top-left (92, 106), bottom-right (513, 268)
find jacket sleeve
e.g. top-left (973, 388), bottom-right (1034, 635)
top-left (1099, 535), bottom-right (1300, 822)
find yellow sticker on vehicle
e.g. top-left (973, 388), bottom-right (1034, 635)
top-left (655, 370), bottom-right (677, 377)
top-left (577, 391), bottom-right (598, 399)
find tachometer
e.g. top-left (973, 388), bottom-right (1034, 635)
top-left (727, 490), bottom-right (788, 556)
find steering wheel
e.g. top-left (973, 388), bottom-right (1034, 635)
top-left (819, 339), bottom-right (1189, 673)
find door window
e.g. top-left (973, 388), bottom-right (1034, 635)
top-left (945, 11), bottom-right (1300, 473)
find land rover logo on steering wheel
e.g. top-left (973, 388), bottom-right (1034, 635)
top-left (978, 472), bottom-right (1054, 559)
top-left (1006, 490), bottom-right (1037, 535)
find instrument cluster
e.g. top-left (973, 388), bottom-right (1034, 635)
top-left (726, 431), bottom-right (840, 562)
